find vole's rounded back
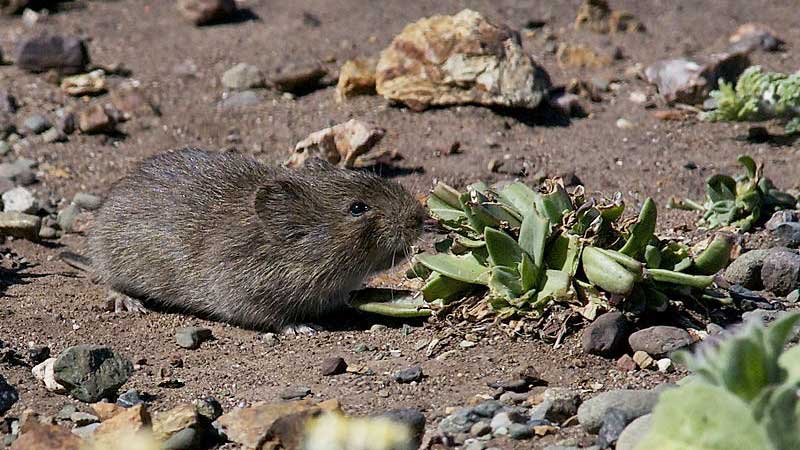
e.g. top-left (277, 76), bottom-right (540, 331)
top-left (88, 148), bottom-right (425, 330)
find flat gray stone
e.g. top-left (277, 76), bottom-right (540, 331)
top-left (577, 389), bottom-right (660, 433)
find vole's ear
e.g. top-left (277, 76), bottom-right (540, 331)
top-left (302, 157), bottom-right (335, 171)
top-left (254, 179), bottom-right (302, 226)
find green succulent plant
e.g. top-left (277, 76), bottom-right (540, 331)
top-left (670, 155), bottom-right (797, 231)
top-left (638, 312), bottom-right (800, 450)
top-left (409, 179), bottom-right (729, 319)
top-left (703, 66), bottom-right (800, 135)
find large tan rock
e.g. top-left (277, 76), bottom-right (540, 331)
top-left (90, 404), bottom-right (151, 448)
top-left (288, 119), bottom-right (385, 169)
top-left (216, 399), bottom-right (340, 450)
top-left (336, 59), bottom-right (377, 102)
top-left (10, 422), bottom-right (82, 450)
top-left (375, 9), bottom-right (550, 111)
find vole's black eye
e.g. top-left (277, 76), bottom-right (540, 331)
top-left (349, 201), bottom-right (370, 217)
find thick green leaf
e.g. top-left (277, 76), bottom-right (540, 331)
top-left (431, 182), bottom-right (462, 209)
top-left (648, 269), bottom-right (714, 289)
top-left (764, 312), bottom-right (800, 366)
top-left (547, 234), bottom-right (583, 277)
top-left (636, 383), bottom-right (772, 450)
top-left (760, 383), bottom-right (800, 450)
top-left (620, 197), bottom-right (657, 258)
top-left (498, 182), bottom-right (539, 218)
top-left (489, 266), bottom-right (524, 299)
top-left (427, 195), bottom-right (467, 222)
top-left (738, 155), bottom-right (757, 180)
top-left (535, 269), bottom-right (571, 302)
top-left (644, 245), bottom-right (662, 269)
top-left (519, 253), bottom-right (539, 293)
top-left (350, 288), bottom-right (433, 318)
top-left (485, 227), bottom-right (524, 268)
top-left (693, 234), bottom-right (733, 275)
top-left (415, 253), bottom-right (490, 285)
top-left (421, 273), bottom-right (475, 302)
top-left (707, 174), bottom-right (738, 203)
top-left (535, 183), bottom-right (573, 225)
top-left (778, 345), bottom-right (800, 385)
top-left (518, 211), bottom-right (549, 267)
top-left (716, 334), bottom-right (771, 402)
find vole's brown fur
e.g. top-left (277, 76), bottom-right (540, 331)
top-left (86, 148), bottom-right (425, 331)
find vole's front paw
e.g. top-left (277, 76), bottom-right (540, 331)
top-left (281, 323), bottom-right (322, 336)
top-left (106, 290), bottom-right (149, 314)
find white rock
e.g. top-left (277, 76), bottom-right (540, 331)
top-left (32, 358), bottom-right (66, 393)
top-left (3, 187), bottom-right (37, 213)
top-left (656, 358), bottom-right (674, 373)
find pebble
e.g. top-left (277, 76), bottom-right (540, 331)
top-left (71, 423), bottom-right (101, 439)
top-left (464, 440), bottom-right (486, 450)
top-left (320, 357), bottom-right (347, 376)
top-left (116, 389), bottom-right (144, 407)
top-left (471, 400), bottom-right (503, 418)
top-left (761, 248), bottom-right (800, 296)
top-left (194, 396), bottom-right (223, 422)
top-left (0, 375), bottom-right (18, 415)
top-left (724, 249), bottom-right (769, 289)
top-left (773, 223), bottom-right (800, 248)
top-left (70, 412), bottom-right (99, 426)
top-left (217, 90), bottom-right (261, 110)
top-left (57, 203), bottom-right (80, 232)
top-left (175, 327), bottom-right (213, 349)
top-left (23, 114), bottom-right (50, 134)
top-left (3, 187), bottom-right (37, 214)
top-left (597, 408), bottom-right (628, 447)
top-left (261, 332), bottom-right (279, 346)
top-left (615, 413), bottom-right (652, 450)
top-left (765, 210), bottom-right (799, 231)
top-left (0, 158), bottom-right (36, 185)
top-left (632, 351), bottom-right (654, 369)
top-left (577, 389), bottom-right (660, 433)
top-left (78, 104), bottom-right (115, 134)
top-left (14, 34), bottom-right (89, 74)
top-left (280, 387), bottom-right (312, 400)
top-left (582, 311), bottom-right (630, 357)
top-left (470, 421), bottom-right (491, 437)
top-left (73, 192), bottom-right (102, 210)
top-left (628, 326), bottom-right (693, 358)
top-left (39, 226), bottom-right (57, 240)
top-left (393, 366), bottom-right (423, 383)
top-left (628, 91), bottom-right (647, 104)
top-left (42, 127), bottom-right (66, 143)
top-left (369, 324), bottom-right (387, 332)
top-left (439, 408), bottom-right (479, 435)
top-left (57, 404), bottom-right (79, 420)
top-left (490, 411), bottom-right (526, 432)
top-left (656, 358), bottom-right (673, 373)
top-left (271, 64), bottom-right (328, 94)
top-left (529, 388), bottom-right (582, 423)
top-left (788, 289), bottom-right (800, 303)
top-left (616, 354), bottom-right (637, 371)
top-left (222, 63), bottom-right (265, 90)
top-left (508, 423), bottom-right (534, 440)
top-left (616, 118), bottom-right (635, 129)
top-left (53, 345), bottom-right (133, 403)
top-left (177, 0), bottom-right (237, 25)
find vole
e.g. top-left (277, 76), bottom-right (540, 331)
top-left (63, 148), bottom-right (426, 333)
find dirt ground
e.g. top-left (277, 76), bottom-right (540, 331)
top-left (0, 0), bottom-right (798, 448)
